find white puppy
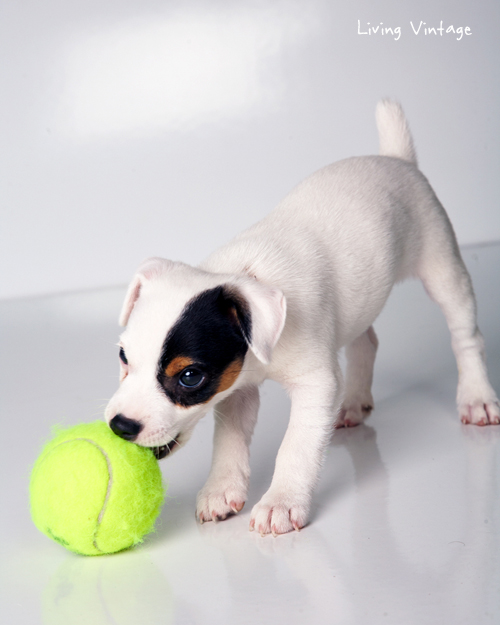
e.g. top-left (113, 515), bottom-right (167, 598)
top-left (105, 101), bottom-right (499, 536)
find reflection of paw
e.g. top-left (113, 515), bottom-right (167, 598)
top-left (249, 490), bottom-right (309, 536)
top-left (336, 397), bottom-right (373, 428)
top-left (196, 478), bottom-right (247, 523)
top-left (459, 399), bottom-right (500, 426)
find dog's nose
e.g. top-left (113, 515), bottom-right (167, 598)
top-left (109, 414), bottom-right (143, 441)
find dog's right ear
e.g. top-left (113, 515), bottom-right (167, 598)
top-left (227, 278), bottom-right (287, 365)
top-left (119, 257), bottom-right (172, 326)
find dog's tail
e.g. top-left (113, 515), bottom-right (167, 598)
top-left (375, 99), bottom-right (418, 166)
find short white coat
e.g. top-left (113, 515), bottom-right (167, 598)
top-left (105, 101), bottom-right (499, 535)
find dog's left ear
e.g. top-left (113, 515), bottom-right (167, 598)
top-left (228, 279), bottom-right (287, 365)
top-left (119, 257), bottom-right (173, 326)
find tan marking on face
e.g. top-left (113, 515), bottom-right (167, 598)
top-left (216, 359), bottom-right (243, 395)
top-left (228, 305), bottom-right (239, 324)
top-left (165, 356), bottom-right (194, 378)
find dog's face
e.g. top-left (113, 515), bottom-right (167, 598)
top-left (105, 258), bottom-right (286, 458)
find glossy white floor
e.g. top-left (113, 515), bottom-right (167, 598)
top-left (1, 243), bottom-right (499, 625)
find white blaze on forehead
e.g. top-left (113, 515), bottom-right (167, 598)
top-left (122, 282), bottom-right (189, 371)
top-left (120, 263), bottom-right (231, 371)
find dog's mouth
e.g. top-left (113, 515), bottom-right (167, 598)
top-left (150, 437), bottom-right (179, 460)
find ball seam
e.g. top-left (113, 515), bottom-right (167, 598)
top-left (74, 438), bottom-right (113, 553)
top-left (40, 437), bottom-right (113, 554)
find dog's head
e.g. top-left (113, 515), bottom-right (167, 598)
top-left (104, 257), bottom-right (286, 458)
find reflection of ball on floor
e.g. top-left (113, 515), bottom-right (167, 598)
top-left (43, 554), bottom-right (174, 625)
top-left (30, 421), bottom-right (165, 555)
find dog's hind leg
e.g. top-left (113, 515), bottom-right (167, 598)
top-left (336, 326), bottom-right (379, 428)
top-left (418, 227), bottom-right (500, 425)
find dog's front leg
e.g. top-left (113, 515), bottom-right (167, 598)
top-left (196, 385), bottom-right (259, 523)
top-left (250, 367), bottom-right (341, 536)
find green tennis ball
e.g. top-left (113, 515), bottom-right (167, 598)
top-left (30, 421), bottom-right (165, 556)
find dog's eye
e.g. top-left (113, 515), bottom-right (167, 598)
top-left (178, 368), bottom-right (205, 388)
top-left (119, 347), bottom-right (128, 365)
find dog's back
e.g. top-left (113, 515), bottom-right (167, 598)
top-left (202, 103), bottom-right (451, 349)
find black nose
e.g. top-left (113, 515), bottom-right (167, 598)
top-left (109, 414), bottom-right (143, 441)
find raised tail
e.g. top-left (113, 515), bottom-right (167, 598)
top-left (375, 99), bottom-right (418, 166)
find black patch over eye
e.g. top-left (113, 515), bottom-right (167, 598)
top-left (119, 347), bottom-right (128, 365)
top-left (178, 368), bottom-right (205, 388)
top-left (157, 285), bottom-right (251, 407)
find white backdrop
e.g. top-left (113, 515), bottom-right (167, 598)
top-left (1, 0), bottom-right (499, 299)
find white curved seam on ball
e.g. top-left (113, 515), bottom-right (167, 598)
top-left (55, 437), bottom-right (113, 553)
top-left (76, 439), bottom-right (114, 553)
top-left (34, 436), bottom-right (113, 554)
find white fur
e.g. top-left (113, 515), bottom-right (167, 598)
top-left (376, 99), bottom-right (418, 165)
top-left (105, 100), bottom-right (499, 536)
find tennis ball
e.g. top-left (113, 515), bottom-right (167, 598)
top-left (30, 421), bottom-right (165, 556)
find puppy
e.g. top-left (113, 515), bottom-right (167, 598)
top-left (105, 101), bottom-right (500, 536)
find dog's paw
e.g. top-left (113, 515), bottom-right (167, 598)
top-left (459, 400), bottom-right (500, 426)
top-left (249, 490), bottom-right (309, 536)
top-left (196, 478), bottom-right (247, 524)
top-left (336, 399), bottom-right (373, 428)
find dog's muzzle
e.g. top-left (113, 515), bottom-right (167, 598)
top-left (109, 415), bottom-right (179, 460)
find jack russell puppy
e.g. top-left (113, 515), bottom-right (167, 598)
top-left (105, 101), bottom-right (499, 536)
